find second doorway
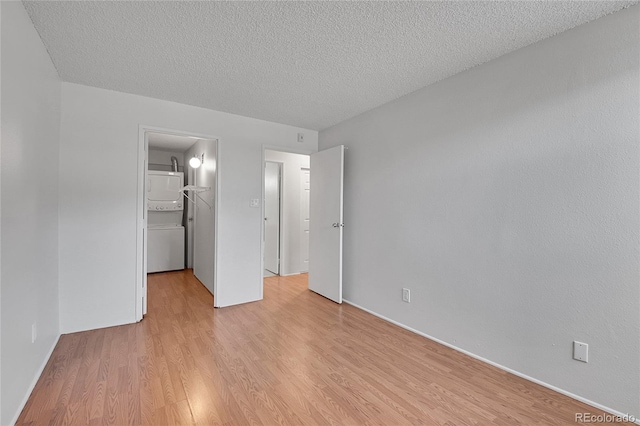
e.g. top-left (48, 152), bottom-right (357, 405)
top-left (263, 150), bottom-right (310, 277)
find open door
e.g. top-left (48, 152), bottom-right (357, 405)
top-left (191, 141), bottom-right (217, 296)
top-left (309, 145), bottom-right (344, 303)
top-left (264, 162), bottom-right (281, 275)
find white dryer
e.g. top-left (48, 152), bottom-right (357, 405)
top-left (147, 171), bottom-right (185, 273)
top-left (148, 170), bottom-right (184, 213)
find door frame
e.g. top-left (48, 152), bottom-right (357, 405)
top-left (260, 145), bottom-right (314, 299)
top-left (299, 167), bottom-right (311, 273)
top-left (264, 161), bottom-right (283, 275)
top-left (137, 125), bottom-right (220, 320)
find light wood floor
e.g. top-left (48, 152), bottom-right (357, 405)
top-left (17, 270), bottom-right (620, 425)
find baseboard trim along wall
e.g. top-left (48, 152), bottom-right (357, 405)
top-left (343, 299), bottom-right (639, 424)
top-left (9, 334), bottom-right (61, 426)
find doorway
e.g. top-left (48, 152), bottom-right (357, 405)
top-left (137, 127), bottom-right (218, 319)
top-left (262, 149), bottom-right (310, 280)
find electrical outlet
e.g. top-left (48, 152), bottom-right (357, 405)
top-left (31, 323), bottom-right (37, 343)
top-left (250, 198), bottom-right (260, 207)
top-left (573, 341), bottom-right (588, 363)
top-left (402, 288), bottom-right (410, 303)
top-left (297, 133), bottom-right (304, 143)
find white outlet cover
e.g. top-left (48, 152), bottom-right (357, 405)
top-left (250, 198), bottom-right (260, 207)
top-left (402, 288), bottom-right (410, 303)
top-left (573, 341), bottom-right (588, 363)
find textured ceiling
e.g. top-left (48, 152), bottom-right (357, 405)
top-left (23, 1), bottom-right (636, 130)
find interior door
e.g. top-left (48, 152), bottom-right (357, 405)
top-left (142, 156), bottom-right (148, 316)
top-left (309, 145), bottom-right (344, 303)
top-left (264, 162), bottom-right (281, 275)
top-left (193, 152), bottom-right (215, 295)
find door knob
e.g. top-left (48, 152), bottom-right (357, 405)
top-left (332, 223), bottom-right (339, 227)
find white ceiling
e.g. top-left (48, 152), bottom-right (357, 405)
top-left (23, 1), bottom-right (636, 131)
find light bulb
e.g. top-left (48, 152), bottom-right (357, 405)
top-left (189, 156), bottom-right (202, 169)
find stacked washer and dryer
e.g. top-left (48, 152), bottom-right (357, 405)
top-left (147, 170), bottom-right (185, 273)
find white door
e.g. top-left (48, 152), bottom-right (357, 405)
top-left (309, 145), bottom-right (344, 303)
top-left (194, 199), bottom-right (214, 292)
top-left (142, 158), bottom-right (148, 316)
top-left (193, 153), bottom-right (216, 295)
top-left (185, 167), bottom-right (195, 269)
top-left (264, 162), bottom-right (281, 275)
top-left (299, 168), bottom-right (310, 273)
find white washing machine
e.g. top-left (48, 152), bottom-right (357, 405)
top-left (147, 224), bottom-right (185, 273)
top-left (147, 171), bottom-right (185, 273)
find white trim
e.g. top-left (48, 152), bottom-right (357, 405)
top-left (342, 299), bottom-right (639, 424)
top-left (9, 334), bottom-right (61, 426)
top-left (260, 148), bottom-right (265, 299)
top-left (277, 162), bottom-right (283, 277)
top-left (136, 126), bottom-right (146, 320)
top-left (337, 146), bottom-right (344, 304)
top-left (264, 161), bottom-right (283, 276)
top-left (218, 297), bottom-right (262, 309)
top-left (262, 144), bottom-right (315, 157)
top-left (299, 166), bottom-right (311, 274)
top-left (212, 140), bottom-right (220, 306)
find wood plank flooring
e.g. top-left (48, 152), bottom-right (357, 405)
top-left (16, 270), bottom-right (623, 425)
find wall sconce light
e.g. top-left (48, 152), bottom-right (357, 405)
top-left (189, 154), bottom-right (203, 169)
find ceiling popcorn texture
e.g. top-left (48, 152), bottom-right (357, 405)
top-left (23, 1), bottom-right (636, 130)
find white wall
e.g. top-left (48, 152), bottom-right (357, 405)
top-left (185, 139), bottom-right (217, 294)
top-left (1, 2), bottom-right (61, 424)
top-left (59, 83), bottom-right (318, 333)
top-left (264, 150), bottom-right (310, 275)
top-left (148, 148), bottom-right (184, 172)
top-left (320, 6), bottom-right (639, 418)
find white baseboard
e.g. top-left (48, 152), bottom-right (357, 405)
top-left (217, 297), bottom-right (262, 308)
top-left (343, 299), bottom-right (639, 424)
top-left (265, 272), bottom-right (307, 277)
top-left (9, 333), bottom-right (61, 426)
